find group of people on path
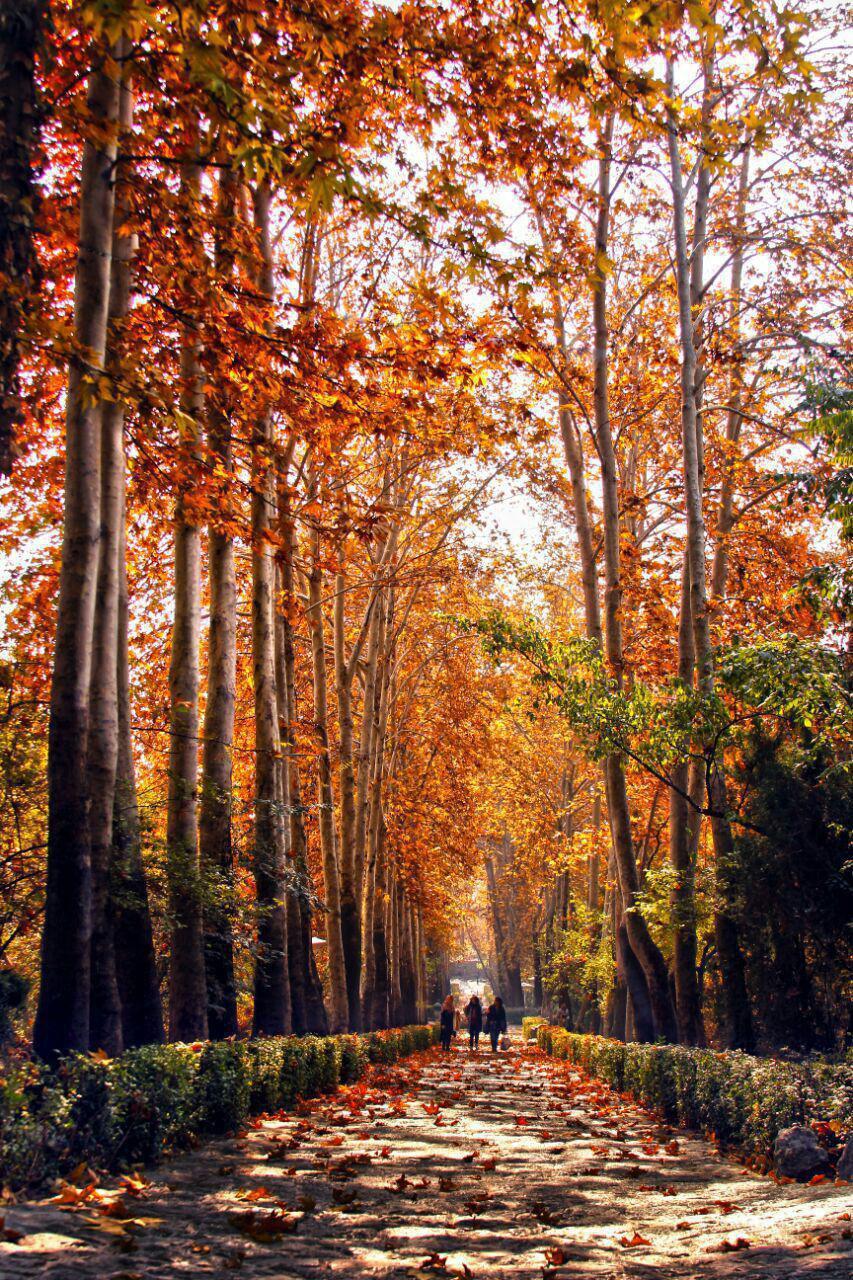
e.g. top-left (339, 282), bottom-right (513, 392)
top-left (439, 993), bottom-right (508, 1053)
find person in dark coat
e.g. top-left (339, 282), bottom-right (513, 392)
top-left (439, 995), bottom-right (455, 1052)
top-left (485, 996), bottom-right (508, 1051)
top-left (464, 994), bottom-right (483, 1050)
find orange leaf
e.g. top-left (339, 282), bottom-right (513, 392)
top-left (619, 1231), bottom-right (651, 1249)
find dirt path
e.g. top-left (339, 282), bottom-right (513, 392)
top-left (2, 1041), bottom-right (851, 1279)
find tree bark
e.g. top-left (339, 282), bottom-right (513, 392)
top-left (667, 66), bottom-right (753, 1050)
top-left (333, 570), bottom-right (362, 1029)
top-left (669, 554), bottom-right (705, 1045)
top-left (278, 487), bottom-right (326, 1033)
top-left (592, 118), bottom-right (677, 1042)
top-left (113, 507), bottom-right (164, 1047)
top-left (707, 146), bottom-right (754, 1052)
top-left (306, 473), bottom-right (349, 1032)
top-left (400, 894), bottom-right (418, 1024)
top-left (250, 180), bottom-right (291, 1037)
top-left (368, 809), bottom-right (390, 1029)
top-left (87, 44), bottom-right (134, 1055)
top-left (365, 592), bottom-right (394, 1029)
top-left (388, 870), bottom-right (402, 1025)
top-left (199, 168), bottom-right (238, 1040)
top-left (34, 49), bottom-right (121, 1059)
top-left (165, 134), bottom-right (207, 1043)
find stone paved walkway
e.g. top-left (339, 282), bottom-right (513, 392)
top-left (2, 1041), bottom-right (851, 1278)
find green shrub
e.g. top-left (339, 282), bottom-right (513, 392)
top-left (533, 1026), bottom-right (853, 1158)
top-left (0, 1023), bottom-right (435, 1191)
top-left (522, 1017), bottom-right (545, 1042)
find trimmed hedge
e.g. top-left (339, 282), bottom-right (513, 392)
top-left (522, 1016), bottom-right (545, 1041)
top-left (0, 1024), bottom-right (438, 1190)
top-left (532, 1026), bottom-right (853, 1159)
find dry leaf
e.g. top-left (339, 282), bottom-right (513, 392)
top-left (618, 1231), bottom-right (651, 1248)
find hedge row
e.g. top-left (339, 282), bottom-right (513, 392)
top-left (529, 1024), bottom-right (853, 1158)
top-left (0, 1024), bottom-right (438, 1190)
top-left (521, 1016), bottom-right (546, 1041)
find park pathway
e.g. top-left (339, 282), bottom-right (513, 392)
top-left (2, 1040), bottom-right (852, 1279)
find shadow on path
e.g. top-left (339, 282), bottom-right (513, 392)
top-left (2, 1042), bottom-right (851, 1278)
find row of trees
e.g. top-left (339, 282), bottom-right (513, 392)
top-left (435, 1), bottom-right (850, 1048)
top-left (0, 0), bottom-right (849, 1056)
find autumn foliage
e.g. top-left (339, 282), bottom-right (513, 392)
top-left (0, 0), bottom-right (849, 1059)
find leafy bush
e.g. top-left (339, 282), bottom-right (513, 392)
top-left (0, 1024), bottom-right (438, 1190)
top-left (522, 1017), bottom-right (545, 1041)
top-left (534, 1026), bottom-right (853, 1158)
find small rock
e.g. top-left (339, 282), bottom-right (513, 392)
top-left (837, 1139), bottom-right (853, 1181)
top-left (773, 1126), bottom-right (830, 1181)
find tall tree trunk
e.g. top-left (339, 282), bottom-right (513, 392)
top-left (669, 555), bottom-right (705, 1044)
top-left (415, 902), bottom-right (428, 1020)
top-left (250, 180), bottom-right (290, 1037)
top-left (34, 50), bottom-right (121, 1059)
top-left (199, 168), bottom-right (238, 1040)
top-left (165, 134), bottom-right (207, 1043)
top-left (278, 489), bottom-right (325, 1033)
top-left (334, 570), bottom-right (362, 1029)
top-left (275, 561), bottom-right (307, 1035)
top-left (400, 894), bottom-right (418, 1024)
top-left (103, 74), bottom-right (161, 1045)
top-left (592, 118), bottom-right (677, 1042)
top-left (707, 146), bottom-right (754, 1052)
top-left (113, 508), bottom-right (164, 1046)
top-left (0, 0), bottom-right (44, 474)
top-left (537, 178), bottom-right (671, 1037)
top-left (603, 867), bottom-right (628, 1039)
top-left (667, 67), bottom-right (753, 1051)
top-left (369, 810), bottom-right (390, 1029)
top-left (366, 597), bottom-right (393, 1029)
top-left (306, 474), bottom-right (349, 1032)
top-left (358, 587), bottom-right (387, 1020)
top-left (87, 43), bottom-right (134, 1055)
top-left (388, 870), bottom-right (402, 1025)
top-left (485, 847), bottom-right (510, 998)
top-left (668, 79), bottom-right (714, 1045)
top-left (354, 556), bottom-right (386, 919)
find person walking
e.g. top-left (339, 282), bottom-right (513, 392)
top-left (485, 996), bottom-right (508, 1052)
top-left (439, 995), bottom-right (455, 1052)
top-left (464, 994), bottom-right (483, 1051)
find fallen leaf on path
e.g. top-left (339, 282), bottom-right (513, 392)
top-left (420, 1253), bottom-right (448, 1271)
top-left (118, 1173), bottom-right (150, 1196)
top-left (665, 1140), bottom-right (680, 1155)
top-left (49, 1180), bottom-right (99, 1207)
top-left (618, 1231), bottom-right (651, 1249)
top-left (544, 1246), bottom-right (568, 1265)
top-left (707, 1238), bottom-right (751, 1253)
top-left (236, 1186), bottom-right (274, 1202)
top-left (227, 1209), bottom-right (298, 1241)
